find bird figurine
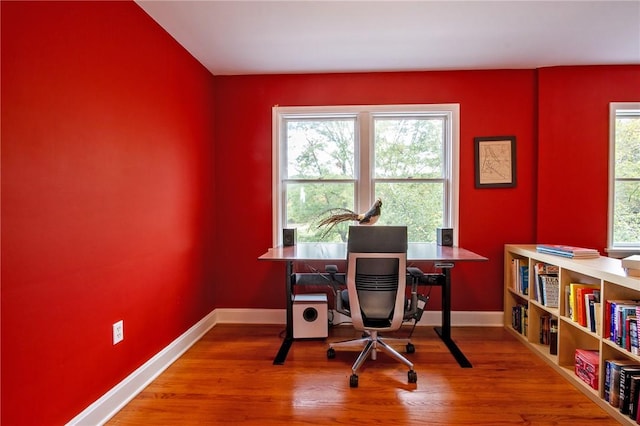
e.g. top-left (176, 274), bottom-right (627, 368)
top-left (317, 198), bottom-right (382, 237)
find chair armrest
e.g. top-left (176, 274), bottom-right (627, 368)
top-left (325, 264), bottom-right (338, 274)
top-left (407, 267), bottom-right (425, 279)
top-left (406, 267), bottom-right (445, 286)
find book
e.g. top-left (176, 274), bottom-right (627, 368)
top-left (629, 376), bottom-right (640, 419)
top-left (540, 314), bottom-right (550, 344)
top-left (594, 301), bottom-right (602, 336)
top-left (627, 268), bottom-right (640, 278)
top-left (608, 360), bottom-right (640, 407)
top-left (618, 305), bottom-right (640, 348)
top-left (569, 283), bottom-right (597, 323)
top-left (549, 318), bottom-right (558, 355)
top-left (575, 285), bottom-right (599, 327)
top-left (533, 262), bottom-right (559, 305)
top-left (605, 360), bottom-right (615, 401)
top-left (536, 244), bottom-right (600, 259)
top-left (605, 360), bottom-right (614, 401)
top-left (512, 304), bottom-right (527, 335)
top-left (585, 291), bottom-right (600, 333)
top-left (606, 300), bottom-right (640, 344)
top-left (631, 318), bottom-right (640, 355)
top-left (520, 264), bottom-right (529, 295)
top-left (511, 258), bottom-right (520, 292)
top-left (622, 255), bottom-right (640, 270)
top-left (620, 366), bottom-right (640, 414)
top-left (622, 255), bottom-right (640, 277)
top-left (626, 316), bottom-right (638, 352)
top-left (541, 275), bottom-right (560, 308)
top-left (510, 258), bottom-right (530, 294)
top-left (575, 349), bottom-right (599, 390)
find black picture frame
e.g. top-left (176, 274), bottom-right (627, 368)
top-left (474, 136), bottom-right (516, 188)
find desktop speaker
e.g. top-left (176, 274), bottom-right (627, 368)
top-left (437, 228), bottom-right (454, 246)
top-left (293, 293), bottom-right (328, 339)
top-left (283, 228), bottom-right (297, 246)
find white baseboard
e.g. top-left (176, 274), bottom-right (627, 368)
top-left (325, 309), bottom-right (503, 327)
top-left (66, 310), bottom-right (218, 426)
top-left (69, 308), bottom-right (503, 425)
top-left (213, 308), bottom-right (285, 324)
top-left (212, 309), bottom-right (503, 327)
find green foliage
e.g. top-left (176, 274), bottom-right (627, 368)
top-left (374, 118), bottom-right (444, 179)
top-left (286, 182), bottom-right (354, 243)
top-left (284, 116), bottom-right (448, 243)
top-left (614, 115), bottom-right (640, 245)
top-left (286, 119), bottom-right (354, 179)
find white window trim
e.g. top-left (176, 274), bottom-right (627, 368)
top-left (271, 104), bottom-right (460, 247)
top-left (607, 102), bottom-right (640, 258)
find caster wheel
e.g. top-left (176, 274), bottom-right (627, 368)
top-left (406, 343), bottom-right (415, 354)
top-left (327, 348), bottom-right (336, 359)
top-left (408, 369), bottom-right (417, 384)
top-left (350, 374), bottom-right (359, 388)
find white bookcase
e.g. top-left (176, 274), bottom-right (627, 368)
top-left (504, 244), bottom-right (640, 425)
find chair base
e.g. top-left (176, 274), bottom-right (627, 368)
top-left (327, 330), bottom-right (416, 387)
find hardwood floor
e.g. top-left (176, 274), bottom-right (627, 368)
top-left (108, 324), bottom-right (620, 425)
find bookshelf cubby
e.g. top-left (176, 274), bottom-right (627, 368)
top-left (504, 244), bottom-right (640, 425)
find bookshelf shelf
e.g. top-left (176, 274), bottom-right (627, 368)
top-left (505, 244), bottom-right (640, 425)
top-left (529, 299), bottom-right (559, 316)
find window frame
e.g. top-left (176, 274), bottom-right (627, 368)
top-left (608, 102), bottom-right (640, 257)
top-left (271, 104), bottom-right (460, 246)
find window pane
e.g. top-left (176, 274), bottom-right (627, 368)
top-left (374, 117), bottom-right (444, 179)
top-left (615, 116), bottom-right (640, 179)
top-left (375, 182), bottom-right (444, 243)
top-left (285, 182), bottom-right (354, 242)
top-left (275, 104), bottom-right (458, 245)
top-left (612, 108), bottom-right (640, 248)
top-left (614, 181), bottom-right (640, 246)
top-left (286, 119), bottom-right (355, 179)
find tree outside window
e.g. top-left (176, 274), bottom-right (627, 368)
top-left (273, 105), bottom-right (459, 245)
top-left (611, 104), bottom-right (640, 250)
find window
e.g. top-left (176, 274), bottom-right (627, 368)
top-left (272, 104), bottom-right (460, 244)
top-left (609, 103), bottom-right (640, 254)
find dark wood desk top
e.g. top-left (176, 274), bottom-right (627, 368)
top-left (259, 242), bottom-right (487, 263)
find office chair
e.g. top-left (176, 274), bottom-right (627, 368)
top-left (326, 225), bottom-right (417, 388)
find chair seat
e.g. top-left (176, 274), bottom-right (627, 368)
top-left (362, 318), bottom-right (393, 328)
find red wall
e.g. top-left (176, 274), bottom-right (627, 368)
top-left (537, 66), bottom-right (640, 250)
top-left (214, 70), bottom-right (538, 312)
top-left (3, 2), bottom-right (638, 425)
top-left (1, 2), bottom-right (216, 425)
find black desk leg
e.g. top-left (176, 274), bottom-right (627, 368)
top-left (434, 264), bottom-right (472, 368)
top-left (274, 261), bottom-right (294, 365)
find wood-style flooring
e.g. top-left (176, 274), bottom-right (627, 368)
top-left (107, 324), bottom-right (621, 425)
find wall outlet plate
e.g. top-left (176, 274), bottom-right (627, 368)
top-left (113, 320), bottom-right (124, 345)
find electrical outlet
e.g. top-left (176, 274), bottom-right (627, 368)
top-left (113, 320), bottom-right (124, 345)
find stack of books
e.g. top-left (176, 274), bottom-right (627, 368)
top-left (536, 244), bottom-right (600, 259)
top-left (623, 255), bottom-right (640, 278)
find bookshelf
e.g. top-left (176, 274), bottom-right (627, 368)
top-left (504, 244), bottom-right (640, 425)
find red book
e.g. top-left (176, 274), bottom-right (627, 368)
top-left (576, 286), bottom-right (598, 327)
top-left (575, 349), bottom-right (600, 390)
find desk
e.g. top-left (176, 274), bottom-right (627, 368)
top-left (259, 242), bottom-right (487, 368)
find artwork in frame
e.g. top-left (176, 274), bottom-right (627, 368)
top-left (474, 136), bottom-right (516, 188)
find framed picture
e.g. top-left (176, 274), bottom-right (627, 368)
top-left (474, 136), bottom-right (516, 188)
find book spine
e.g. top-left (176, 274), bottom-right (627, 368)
top-left (605, 360), bottom-right (612, 402)
top-left (549, 318), bottom-right (558, 355)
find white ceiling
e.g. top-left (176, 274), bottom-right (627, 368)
top-left (136, 0), bottom-right (640, 76)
